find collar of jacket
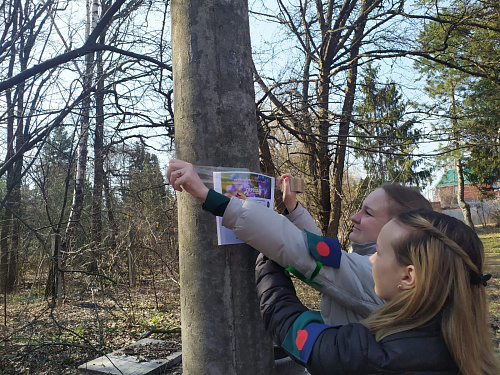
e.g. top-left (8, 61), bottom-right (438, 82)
top-left (350, 241), bottom-right (376, 256)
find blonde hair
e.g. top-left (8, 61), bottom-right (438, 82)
top-left (363, 210), bottom-right (500, 375)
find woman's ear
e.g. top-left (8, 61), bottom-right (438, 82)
top-left (400, 265), bottom-right (416, 290)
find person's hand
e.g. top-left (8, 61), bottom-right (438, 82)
top-left (167, 159), bottom-right (210, 202)
top-left (279, 173), bottom-right (297, 213)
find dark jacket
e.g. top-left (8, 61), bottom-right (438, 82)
top-left (255, 254), bottom-right (460, 375)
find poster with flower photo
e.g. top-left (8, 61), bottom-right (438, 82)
top-left (213, 171), bottom-right (275, 245)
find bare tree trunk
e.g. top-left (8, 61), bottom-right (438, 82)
top-left (103, 174), bottom-right (119, 250)
top-left (8, 103), bottom-right (23, 292)
top-left (1, 6), bottom-right (18, 294)
top-left (45, 233), bottom-right (62, 304)
top-left (90, 35), bottom-right (106, 272)
top-left (316, 65), bottom-right (333, 234)
top-left (171, 0), bottom-right (274, 373)
top-left (127, 248), bottom-right (136, 288)
top-left (61, 0), bottom-right (99, 273)
top-left (456, 159), bottom-right (475, 230)
top-left (0, 112), bottom-right (15, 294)
top-left (330, 0), bottom-right (373, 237)
top-left (128, 225), bottom-right (137, 288)
top-left (0, 211), bottom-right (12, 294)
top-left (257, 121), bottom-right (283, 209)
top-left (450, 83), bottom-right (475, 231)
top-left (8, 20), bottom-right (33, 290)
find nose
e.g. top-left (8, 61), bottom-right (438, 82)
top-left (351, 211), bottom-right (361, 223)
top-left (369, 253), bottom-right (375, 264)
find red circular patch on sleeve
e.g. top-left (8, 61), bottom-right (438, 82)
top-left (296, 330), bottom-right (308, 351)
top-left (316, 241), bottom-right (330, 257)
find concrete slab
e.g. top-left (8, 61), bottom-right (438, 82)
top-left (78, 339), bottom-right (182, 375)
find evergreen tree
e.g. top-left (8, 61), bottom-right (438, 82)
top-left (351, 63), bottom-right (431, 186)
top-left (415, 0), bottom-right (500, 228)
top-left (35, 125), bottom-right (75, 231)
top-left (120, 143), bottom-right (170, 286)
top-left (463, 79), bottom-right (500, 191)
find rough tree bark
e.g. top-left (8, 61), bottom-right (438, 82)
top-left (171, 0), bottom-right (275, 373)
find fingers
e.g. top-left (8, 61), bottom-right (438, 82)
top-left (279, 173), bottom-right (293, 193)
top-left (172, 170), bottom-right (186, 192)
top-left (279, 173), bottom-right (293, 185)
top-left (279, 173), bottom-right (297, 213)
top-left (167, 159), bottom-right (192, 192)
top-left (282, 177), bottom-right (292, 194)
top-left (166, 159), bottom-right (210, 202)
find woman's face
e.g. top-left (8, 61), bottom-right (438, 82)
top-left (369, 220), bottom-right (409, 301)
top-left (349, 188), bottom-right (393, 244)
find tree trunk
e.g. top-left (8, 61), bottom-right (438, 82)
top-left (0, 13), bottom-right (18, 294)
top-left (316, 64), bottom-right (333, 234)
top-left (61, 0), bottom-right (99, 274)
top-left (8, 32), bottom-right (32, 291)
top-left (128, 224), bottom-right (137, 288)
top-left (8, 110), bottom-right (23, 292)
top-left (45, 233), bottom-right (62, 304)
top-left (456, 159), bottom-right (475, 230)
top-left (257, 121), bottom-right (283, 210)
top-left (0, 118), bottom-right (14, 294)
top-left (90, 39), bottom-right (106, 272)
top-left (171, 0), bottom-right (274, 373)
top-left (329, 0), bottom-right (372, 237)
top-left (450, 82), bottom-right (475, 231)
top-left (103, 174), bottom-right (119, 250)
top-left (0, 210), bottom-right (12, 295)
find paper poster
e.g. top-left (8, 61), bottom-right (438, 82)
top-left (213, 171), bottom-right (275, 245)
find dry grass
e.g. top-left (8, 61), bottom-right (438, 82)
top-left (0, 278), bottom-right (182, 375)
top-left (0, 226), bottom-right (499, 374)
top-left (479, 225), bottom-right (500, 253)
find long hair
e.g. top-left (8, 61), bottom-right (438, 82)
top-left (363, 210), bottom-right (500, 375)
top-left (379, 183), bottom-right (433, 218)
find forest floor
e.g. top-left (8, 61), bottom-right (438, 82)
top-left (0, 226), bottom-right (499, 375)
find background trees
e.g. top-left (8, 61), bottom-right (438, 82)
top-left (252, 0), bottom-right (416, 236)
top-left (0, 0), bottom-right (499, 373)
top-left (252, 0), bottom-right (499, 238)
top-left (415, 0), bottom-right (500, 229)
top-left (0, 0), bottom-right (176, 301)
top-left (352, 63), bottom-right (431, 187)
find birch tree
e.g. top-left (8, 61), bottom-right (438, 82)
top-left (61, 0), bottom-right (100, 275)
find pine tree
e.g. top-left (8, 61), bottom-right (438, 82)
top-left (351, 63), bottom-right (431, 186)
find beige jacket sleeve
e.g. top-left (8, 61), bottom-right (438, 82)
top-left (284, 203), bottom-right (322, 236)
top-left (221, 197), bottom-right (385, 318)
top-left (222, 198), bottom-right (318, 277)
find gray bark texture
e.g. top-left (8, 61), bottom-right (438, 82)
top-left (171, 0), bottom-right (275, 374)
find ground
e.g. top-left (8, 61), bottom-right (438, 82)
top-left (1, 227), bottom-right (499, 374)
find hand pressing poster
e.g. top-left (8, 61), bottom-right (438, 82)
top-left (213, 171), bottom-right (275, 245)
